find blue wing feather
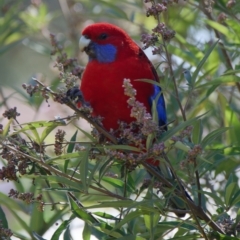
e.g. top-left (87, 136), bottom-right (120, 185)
top-left (147, 60), bottom-right (167, 129)
top-left (151, 84), bottom-right (167, 128)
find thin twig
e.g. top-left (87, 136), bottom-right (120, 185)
top-left (161, 153), bottom-right (208, 239)
top-left (2, 143), bottom-right (128, 201)
top-left (153, 0), bottom-right (187, 122)
top-left (194, 159), bottom-right (202, 207)
top-left (200, 1), bottom-right (240, 93)
top-left (141, 160), bottom-right (225, 235)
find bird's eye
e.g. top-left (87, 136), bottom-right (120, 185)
top-left (99, 33), bottom-right (108, 40)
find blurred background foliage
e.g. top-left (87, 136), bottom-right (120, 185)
top-left (0, 0), bottom-right (240, 239)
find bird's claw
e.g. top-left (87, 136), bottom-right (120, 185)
top-left (66, 86), bottom-right (90, 107)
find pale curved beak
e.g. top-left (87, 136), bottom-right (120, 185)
top-left (79, 35), bottom-right (91, 52)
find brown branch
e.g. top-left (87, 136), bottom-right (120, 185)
top-left (3, 144), bottom-right (127, 201)
top-left (161, 153), bottom-right (208, 239)
top-left (142, 161), bottom-right (225, 235)
top-left (34, 79), bottom-right (118, 144)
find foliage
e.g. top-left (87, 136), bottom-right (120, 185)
top-left (0, 0), bottom-right (240, 239)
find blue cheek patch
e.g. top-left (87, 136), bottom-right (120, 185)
top-left (150, 84), bottom-right (167, 127)
top-left (90, 43), bottom-right (117, 63)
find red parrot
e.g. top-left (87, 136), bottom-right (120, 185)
top-left (75, 22), bottom-right (189, 217)
top-left (79, 23), bottom-right (166, 131)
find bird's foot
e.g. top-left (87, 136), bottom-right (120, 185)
top-left (66, 86), bottom-right (90, 107)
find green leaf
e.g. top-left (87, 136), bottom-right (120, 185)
top-left (26, 175), bottom-right (83, 191)
top-left (146, 132), bottom-right (155, 151)
top-left (205, 19), bottom-right (238, 41)
top-left (46, 152), bottom-right (89, 164)
top-left (1, 118), bottom-right (13, 137)
top-left (143, 212), bottom-right (160, 231)
top-left (51, 217), bottom-right (74, 240)
top-left (112, 211), bottom-right (143, 232)
top-left (96, 0), bottom-right (128, 20)
top-left (69, 196), bottom-right (98, 224)
top-left (64, 130), bottom-right (78, 173)
top-left (201, 191), bottom-right (224, 207)
top-left (158, 221), bottom-right (198, 231)
top-left (160, 113), bottom-right (207, 142)
top-left (224, 173), bottom-right (238, 207)
top-left (209, 232), bottom-right (240, 240)
top-left (168, 44), bottom-right (200, 66)
top-left (13, 121), bottom-right (64, 144)
top-left (67, 130), bottom-right (78, 153)
top-left (101, 176), bottom-right (124, 188)
top-left (93, 212), bottom-right (119, 220)
top-left (75, 126), bottom-right (95, 141)
top-left (0, 193), bottom-right (32, 235)
top-left (104, 144), bottom-right (141, 152)
top-left (30, 202), bottom-right (45, 233)
top-left (192, 119), bottom-right (203, 144)
top-left (191, 40), bottom-right (219, 86)
top-left (225, 182), bottom-right (237, 207)
top-left (79, 147), bottom-right (89, 191)
top-left (33, 232), bottom-right (47, 240)
top-left (16, 120), bottom-right (65, 132)
top-left (88, 155), bottom-right (105, 186)
top-left (86, 200), bottom-right (158, 212)
top-left (86, 200), bottom-right (135, 209)
top-left (63, 226), bottom-right (71, 240)
top-left (42, 187), bottom-right (80, 192)
top-left (40, 123), bottom-right (62, 142)
top-left (116, 236), bottom-right (146, 240)
top-left (230, 189), bottom-right (240, 206)
top-left (0, 206), bottom-right (8, 228)
top-left (168, 235), bottom-right (202, 239)
top-left (94, 222), bottom-right (124, 238)
top-left (201, 127), bottom-right (230, 149)
top-left (196, 75), bottom-right (240, 89)
top-left (82, 223), bottom-right (91, 240)
top-left (222, 69), bottom-right (240, 76)
top-left (99, 157), bottom-right (114, 180)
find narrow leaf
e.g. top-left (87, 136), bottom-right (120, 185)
top-left (201, 127), bottom-right (230, 149)
top-left (191, 40), bottom-right (219, 85)
top-left (64, 130), bottom-right (78, 173)
top-left (50, 217), bottom-right (74, 240)
top-left (69, 196), bottom-right (98, 224)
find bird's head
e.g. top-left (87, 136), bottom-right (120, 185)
top-left (79, 22), bottom-right (138, 63)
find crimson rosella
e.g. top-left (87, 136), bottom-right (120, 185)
top-left (73, 22), bottom-right (190, 217)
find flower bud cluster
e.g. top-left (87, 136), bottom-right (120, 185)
top-left (2, 107), bottom-right (20, 120)
top-left (217, 13), bottom-right (227, 23)
top-left (54, 129), bottom-right (66, 155)
top-left (216, 216), bottom-right (239, 236)
top-left (0, 220), bottom-right (13, 238)
top-left (8, 189), bottom-right (45, 211)
top-left (141, 0), bottom-right (176, 51)
top-left (226, 0), bottom-right (236, 8)
top-left (151, 142), bottom-right (165, 155)
top-left (22, 82), bottom-right (50, 103)
top-left (106, 149), bottom-right (148, 172)
top-left (187, 144), bottom-right (202, 162)
top-left (55, 63), bottom-right (80, 89)
top-left (123, 79), bottom-right (159, 137)
top-left (146, 3), bottom-right (167, 18)
top-left (50, 33), bottom-right (84, 78)
top-left (0, 146), bottom-right (29, 181)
